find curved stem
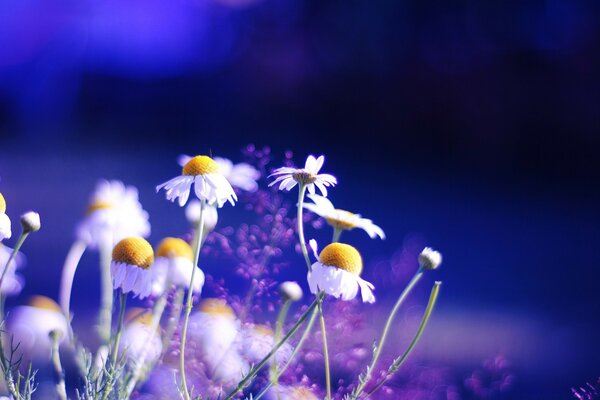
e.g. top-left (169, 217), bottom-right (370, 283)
top-left (296, 184), bottom-right (311, 270)
top-left (364, 282), bottom-right (442, 398)
top-left (318, 300), bottom-right (332, 400)
top-left (59, 240), bottom-right (87, 342)
top-left (98, 240), bottom-right (114, 344)
top-left (0, 232), bottom-right (30, 321)
top-left (50, 330), bottom-right (67, 400)
top-left (351, 268), bottom-right (424, 399)
top-left (179, 199), bottom-right (206, 400)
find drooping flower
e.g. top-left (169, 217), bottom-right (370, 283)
top-left (239, 324), bottom-right (292, 367)
top-left (0, 192), bottom-right (11, 241)
top-left (307, 241), bottom-right (375, 303)
top-left (119, 308), bottom-right (162, 366)
top-left (178, 154), bottom-right (260, 192)
top-left (269, 155), bottom-right (337, 197)
top-left (76, 180), bottom-right (150, 249)
top-left (303, 194), bottom-right (385, 239)
top-left (111, 237), bottom-right (155, 299)
top-left (151, 237), bottom-right (204, 295)
top-left (0, 244), bottom-right (24, 296)
top-left (5, 296), bottom-right (68, 362)
top-left (156, 155), bottom-right (237, 207)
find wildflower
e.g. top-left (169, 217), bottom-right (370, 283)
top-left (185, 199), bottom-right (219, 232)
top-left (0, 244), bottom-right (24, 296)
top-left (5, 296), bottom-right (68, 362)
top-left (156, 155), bottom-right (237, 207)
top-left (111, 237), bottom-right (155, 299)
top-left (307, 241), bottom-right (375, 303)
top-left (119, 308), bottom-right (162, 366)
top-left (303, 194), bottom-right (385, 239)
top-left (240, 324), bottom-right (292, 367)
top-left (418, 247), bottom-right (443, 270)
top-left (279, 281), bottom-right (303, 302)
top-left (187, 298), bottom-right (249, 384)
top-left (0, 192), bottom-right (11, 241)
top-left (265, 385), bottom-right (319, 400)
top-left (20, 211), bottom-right (41, 233)
top-left (269, 155), bottom-right (337, 196)
top-left (151, 237), bottom-right (204, 295)
top-left (76, 180), bottom-right (150, 249)
top-left (178, 154), bottom-right (260, 192)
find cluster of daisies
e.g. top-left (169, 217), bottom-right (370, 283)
top-left (0, 151), bottom-right (442, 400)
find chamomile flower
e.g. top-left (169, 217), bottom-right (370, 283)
top-left (151, 237), bottom-right (204, 295)
top-left (0, 244), bottom-right (24, 296)
top-left (269, 155), bottom-right (337, 196)
top-left (178, 155), bottom-right (260, 192)
top-left (185, 199), bottom-right (219, 232)
top-left (111, 237), bottom-right (155, 299)
top-left (157, 155), bottom-right (237, 207)
top-left (240, 324), bottom-right (292, 367)
top-left (0, 192), bottom-right (11, 241)
top-left (76, 180), bottom-right (150, 249)
top-left (5, 296), bottom-right (68, 362)
top-left (265, 385), bottom-right (319, 400)
top-left (119, 308), bottom-right (162, 366)
top-left (303, 194), bottom-right (385, 239)
top-left (307, 240), bottom-right (375, 303)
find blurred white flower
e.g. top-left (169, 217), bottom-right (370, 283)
top-left (151, 237), bottom-right (204, 296)
top-left (279, 281), bottom-right (303, 302)
top-left (157, 155), bottom-right (237, 208)
top-left (0, 244), bottom-right (25, 296)
top-left (0, 192), bottom-right (11, 241)
top-left (185, 200), bottom-right (219, 232)
top-left (240, 324), bottom-right (292, 367)
top-left (76, 180), bottom-right (150, 249)
top-left (269, 155), bottom-right (337, 196)
top-left (20, 211), bottom-right (41, 233)
top-left (265, 384), bottom-right (319, 400)
top-left (418, 247), bottom-right (443, 270)
top-left (5, 296), bottom-right (68, 363)
top-left (307, 241), bottom-right (375, 303)
top-left (303, 194), bottom-right (385, 239)
top-left (111, 237), bottom-right (155, 299)
top-left (119, 308), bottom-right (162, 366)
top-left (178, 155), bottom-right (260, 192)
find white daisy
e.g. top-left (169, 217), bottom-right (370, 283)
top-left (187, 299), bottom-right (249, 384)
top-left (178, 155), bottom-right (260, 192)
top-left (303, 194), bottom-right (385, 239)
top-left (111, 237), bottom-right (155, 299)
top-left (239, 324), bottom-right (292, 367)
top-left (0, 192), bottom-right (11, 241)
top-left (119, 308), bottom-right (162, 366)
top-left (76, 180), bottom-right (150, 249)
top-left (0, 244), bottom-right (25, 296)
top-left (185, 199), bottom-right (219, 232)
top-left (157, 155), bottom-right (237, 208)
top-left (418, 247), bottom-right (443, 270)
top-left (151, 237), bottom-right (204, 296)
top-left (307, 241), bottom-right (375, 303)
top-left (265, 385), bottom-right (319, 400)
top-left (5, 296), bottom-right (68, 362)
top-left (269, 155), bottom-right (337, 197)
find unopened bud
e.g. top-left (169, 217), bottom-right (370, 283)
top-left (418, 247), bottom-right (442, 270)
top-left (279, 281), bottom-right (303, 302)
top-left (20, 211), bottom-right (41, 233)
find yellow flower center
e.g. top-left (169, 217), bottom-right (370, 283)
top-left (325, 209), bottom-right (357, 230)
top-left (156, 237), bottom-right (194, 261)
top-left (290, 387), bottom-right (318, 400)
top-left (319, 242), bottom-right (363, 275)
top-left (28, 295), bottom-right (62, 312)
top-left (112, 237), bottom-right (154, 269)
top-left (182, 155), bottom-right (219, 176)
top-left (253, 324), bottom-right (273, 336)
top-left (199, 298), bottom-right (235, 317)
top-left (125, 308), bottom-right (154, 326)
top-left (86, 201), bottom-right (113, 215)
top-left (0, 192), bottom-right (6, 213)
top-left (292, 171), bottom-right (316, 185)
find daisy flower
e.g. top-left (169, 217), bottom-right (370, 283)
top-left (0, 244), bottom-right (24, 296)
top-left (178, 154), bottom-right (260, 192)
top-left (0, 192), bottom-right (11, 241)
top-left (151, 237), bottom-right (204, 295)
top-left (307, 240), bottom-right (375, 303)
top-left (239, 324), bottom-right (292, 367)
top-left (185, 199), bottom-right (219, 232)
top-left (111, 237), bottom-right (155, 299)
top-left (76, 180), bottom-right (150, 249)
top-left (265, 385), bottom-right (319, 400)
top-left (269, 155), bottom-right (337, 197)
top-left (303, 194), bottom-right (385, 239)
top-left (5, 296), bottom-right (68, 362)
top-left (119, 308), bottom-right (162, 366)
top-left (156, 155), bottom-right (237, 207)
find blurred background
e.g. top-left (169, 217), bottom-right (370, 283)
top-left (0, 0), bottom-right (599, 398)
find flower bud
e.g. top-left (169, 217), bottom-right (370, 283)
top-left (418, 247), bottom-right (442, 270)
top-left (20, 211), bottom-right (41, 233)
top-left (279, 281), bottom-right (303, 302)
top-left (185, 200), bottom-right (218, 232)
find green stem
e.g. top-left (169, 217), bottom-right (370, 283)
top-left (296, 184), bottom-right (311, 270)
top-left (351, 268), bottom-right (424, 399)
top-left (364, 282), bottom-right (442, 398)
top-left (269, 300), bottom-right (291, 388)
top-left (318, 300), bottom-right (332, 400)
top-left (102, 291), bottom-right (127, 400)
top-left (50, 330), bottom-right (68, 400)
top-left (0, 232), bottom-right (30, 321)
top-left (332, 227), bottom-right (342, 243)
top-left (179, 199), bottom-right (206, 400)
top-left (59, 240), bottom-right (87, 344)
top-left (98, 240), bottom-right (114, 345)
top-left (224, 292), bottom-right (325, 400)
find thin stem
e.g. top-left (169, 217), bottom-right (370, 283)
top-left (269, 300), bottom-right (291, 388)
top-left (351, 268), bottom-right (424, 399)
top-left (102, 292), bottom-right (127, 400)
top-left (296, 184), bottom-right (311, 270)
top-left (98, 240), bottom-right (114, 345)
top-left (50, 330), bottom-right (68, 400)
top-left (364, 282), bottom-right (442, 398)
top-left (179, 199), bottom-right (206, 400)
top-left (161, 287), bottom-right (185, 355)
top-left (318, 300), bottom-right (332, 400)
top-left (59, 240), bottom-right (87, 343)
top-left (224, 292), bottom-right (325, 400)
top-left (332, 227), bottom-right (342, 243)
top-left (0, 232), bottom-right (30, 321)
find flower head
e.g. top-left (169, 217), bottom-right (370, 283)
top-left (307, 241), bottom-right (375, 303)
top-left (157, 155), bottom-right (237, 207)
top-left (0, 244), bottom-right (24, 296)
top-left (418, 247), bottom-right (443, 270)
top-left (303, 194), bottom-right (385, 239)
top-left (119, 308), bottom-right (162, 365)
top-left (185, 199), bottom-right (219, 232)
top-left (178, 155), bottom-right (260, 192)
top-left (151, 237), bottom-right (204, 295)
top-left (269, 155), bottom-right (337, 197)
top-left (20, 211), bottom-right (40, 233)
top-left (279, 281), bottom-right (303, 302)
top-left (0, 192), bottom-right (11, 241)
top-left (111, 237), bottom-right (155, 298)
top-left (76, 180), bottom-right (150, 249)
